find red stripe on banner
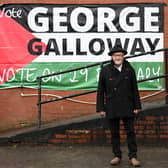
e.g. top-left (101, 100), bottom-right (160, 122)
top-left (0, 10), bottom-right (45, 85)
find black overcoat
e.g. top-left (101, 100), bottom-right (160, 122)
top-left (96, 60), bottom-right (141, 119)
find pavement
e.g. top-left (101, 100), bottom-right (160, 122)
top-left (0, 144), bottom-right (168, 168)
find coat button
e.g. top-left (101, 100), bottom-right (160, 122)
top-left (114, 87), bottom-right (117, 91)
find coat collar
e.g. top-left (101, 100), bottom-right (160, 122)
top-left (108, 59), bottom-right (132, 88)
top-left (110, 59), bottom-right (132, 72)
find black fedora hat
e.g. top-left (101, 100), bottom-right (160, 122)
top-left (108, 45), bottom-right (127, 56)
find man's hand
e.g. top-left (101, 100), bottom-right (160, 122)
top-left (100, 111), bottom-right (106, 117)
top-left (133, 109), bottom-right (139, 114)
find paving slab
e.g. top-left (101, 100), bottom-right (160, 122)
top-left (0, 145), bottom-right (167, 168)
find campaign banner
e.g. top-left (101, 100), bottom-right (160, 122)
top-left (0, 3), bottom-right (165, 90)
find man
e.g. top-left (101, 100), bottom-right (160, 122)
top-left (96, 45), bottom-right (141, 167)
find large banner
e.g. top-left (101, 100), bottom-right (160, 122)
top-left (0, 3), bottom-right (164, 90)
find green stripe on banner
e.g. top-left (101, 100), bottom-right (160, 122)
top-left (131, 62), bottom-right (163, 90)
top-left (0, 62), bottom-right (163, 90)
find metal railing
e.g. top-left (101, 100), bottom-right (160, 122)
top-left (37, 48), bottom-right (168, 128)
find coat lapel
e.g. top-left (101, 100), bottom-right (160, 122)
top-left (109, 61), bottom-right (128, 88)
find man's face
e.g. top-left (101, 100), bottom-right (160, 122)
top-left (111, 52), bottom-right (124, 65)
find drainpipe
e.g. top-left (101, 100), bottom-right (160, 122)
top-left (165, 50), bottom-right (168, 104)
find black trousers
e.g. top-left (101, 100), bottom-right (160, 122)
top-left (108, 117), bottom-right (137, 159)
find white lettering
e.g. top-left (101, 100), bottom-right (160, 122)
top-left (53, 8), bottom-right (68, 32)
top-left (119, 7), bottom-right (140, 32)
top-left (28, 7), bottom-right (49, 32)
top-left (0, 8), bottom-right (22, 18)
top-left (70, 7), bottom-right (94, 32)
top-left (144, 7), bottom-right (159, 32)
top-left (97, 7), bottom-right (117, 32)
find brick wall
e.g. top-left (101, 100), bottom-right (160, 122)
top-left (49, 116), bottom-right (168, 144)
top-left (0, 88), bottom-right (166, 132)
top-left (0, 0), bottom-right (168, 133)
